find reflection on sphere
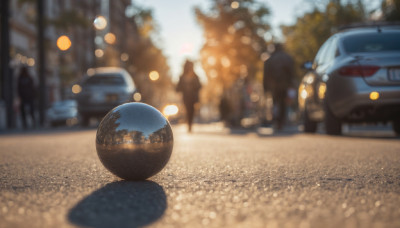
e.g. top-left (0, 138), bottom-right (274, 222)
top-left (96, 102), bottom-right (173, 180)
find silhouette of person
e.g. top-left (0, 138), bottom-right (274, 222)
top-left (17, 66), bottom-right (36, 129)
top-left (263, 43), bottom-right (295, 130)
top-left (176, 60), bottom-right (202, 132)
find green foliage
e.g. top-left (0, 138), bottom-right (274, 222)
top-left (281, 0), bottom-right (368, 77)
top-left (381, 0), bottom-right (400, 21)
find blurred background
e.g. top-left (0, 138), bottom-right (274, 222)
top-left (0, 0), bottom-right (399, 130)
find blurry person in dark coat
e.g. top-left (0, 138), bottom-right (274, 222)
top-left (176, 60), bottom-right (202, 133)
top-left (17, 66), bottom-right (36, 129)
top-left (263, 43), bottom-right (295, 130)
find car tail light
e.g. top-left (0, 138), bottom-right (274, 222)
top-left (339, 65), bottom-right (380, 77)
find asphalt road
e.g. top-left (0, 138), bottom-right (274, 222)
top-left (0, 124), bottom-right (399, 228)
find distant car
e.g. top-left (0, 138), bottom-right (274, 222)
top-left (76, 67), bottom-right (136, 126)
top-left (298, 24), bottom-right (400, 135)
top-left (47, 99), bottom-right (78, 127)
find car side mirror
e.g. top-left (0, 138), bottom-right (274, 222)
top-left (302, 61), bottom-right (313, 70)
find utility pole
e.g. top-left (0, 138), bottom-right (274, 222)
top-left (37, 0), bottom-right (46, 126)
top-left (0, 0), bottom-right (15, 129)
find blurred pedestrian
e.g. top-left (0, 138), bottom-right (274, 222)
top-left (17, 66), bottom-right (36, 129)
top-left (219, 91), bottom-right (231, 124)
top-left (263, 43), bottom-right (295, 130)
top-left (176, 60), bottom-right (202, 132)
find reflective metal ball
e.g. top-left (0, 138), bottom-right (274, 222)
top-left (96, 102), bottom-right (173, 180)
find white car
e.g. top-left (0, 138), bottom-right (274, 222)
top-left (76, 67), bottom-right (136, 126)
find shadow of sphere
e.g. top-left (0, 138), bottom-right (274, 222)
top-left (96, 103), bottom-right (173, 180)
top-left (68, 181), bottom-right (167, 228)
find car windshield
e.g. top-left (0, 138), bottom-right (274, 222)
top-left (84, 74), bottom-right (125, 86)
top-left (343, 32), bottom-right (400, 53)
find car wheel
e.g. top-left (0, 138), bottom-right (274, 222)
top-left (80, 114), bottom-right (90, 127)
top-left (324, 102), bottom-right (342, 135)
top-left (303, 108), bottom-right (317, 133)
top-left (393, 119), bottom-right (400, 136)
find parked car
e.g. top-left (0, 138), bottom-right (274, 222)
top-left (76, 67), bottom-right (136, 126)
top-left (298, 24), bottom-right (400, 135)
top-left (47, 99), bottom-right (78, 127)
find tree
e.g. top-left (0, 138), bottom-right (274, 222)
top-left (281, 0), bottom-right (368, 76)
top-left (195, 0), bottom-right (271, 125)
top-left (381, 0), bottom-right (400, 21)
top-left (127, 5), bottom-right (173, 108)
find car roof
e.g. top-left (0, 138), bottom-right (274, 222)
top-left (336, 25), bottom-right (400, 38)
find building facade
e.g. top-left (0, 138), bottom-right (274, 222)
top-left (1, 0), bottom-right (139, 129)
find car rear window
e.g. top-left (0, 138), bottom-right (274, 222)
top-left (84, 74), bottom-right (125, 86)
top-left (343, 32), bottom-right (400, 53)
top-left (54, 100), bottom-right (76, 107)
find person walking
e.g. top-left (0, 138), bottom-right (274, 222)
top-left (263, 43), bottom-right (295, 130)
top-left (176, 60), bottom-right (202, 133)
top-left (17, 66), bottom-right (36, 129)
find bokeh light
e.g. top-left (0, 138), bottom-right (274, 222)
top-left (318, 83), bottom-right (327, 99)
top-left (231, 1), bottom-right (240, 9)
top-left (57, 35), bottom-right (72, 51)
top-left (95, 36), bottom-right (103, 45)
top-left (261, 52), bottom-right (269, 61)
top-left (21, 56), bottom-right (27, 64)
top-left (95, 49), bottom-right (104, 58)
top-left (133, 92), bottom-right (142, 102)
top-left (87, 68), bottom-right (95, 76)
top-left (121, 53), bottom-right (129, 61)
top-left (104, 33), bottom-right (116, 44)
top-left (207, 56), bottom-right (216, 66)
top-left (209, 69), bottom-right (218, 78)
top-left (72, 84), bottom-right (82, 94)
top-left (221, 56), bottom-right (231, 68)
top-left (149, 71), bottom-right (160, 81)
top-left (94, 16), bottom-right (107, 30)
top-left (27, 58), bottom-right (35, 67)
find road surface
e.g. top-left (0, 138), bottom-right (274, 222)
top-left (0, 123), bottom-right (399, 227)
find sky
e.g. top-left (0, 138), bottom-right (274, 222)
top-left (135, 0), bottom-right (380, 82)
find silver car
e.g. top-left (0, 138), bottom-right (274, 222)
top-left (76, 67), bottom-right (136, 126)
top-left (298, 25), bottom-right (400, 135)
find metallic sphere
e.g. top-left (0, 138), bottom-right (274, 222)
top-left (96, 102), bottom-right (173, 180)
